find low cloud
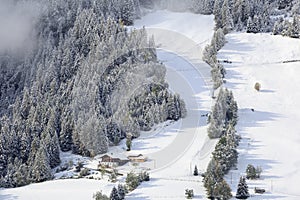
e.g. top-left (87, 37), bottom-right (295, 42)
top-left (0, 0), bottom-right (43, 53)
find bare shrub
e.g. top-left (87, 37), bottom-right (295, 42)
top-left (254, 82), bottom-right (261, 91)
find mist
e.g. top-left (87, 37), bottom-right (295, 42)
top-left (0, 0), bottom-right (43, 53)
top-left (151, 0), bottom-right (193, 12)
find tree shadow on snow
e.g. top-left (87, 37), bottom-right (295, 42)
top-left (0, 193), bottom-right (18, 200)
top-left (238, 108), bottom-right (282, 129)
top-left (260, 89), bottom-right (275, 93)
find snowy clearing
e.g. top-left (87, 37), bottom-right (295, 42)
top-left (218, 32), bottom-right (300, 199)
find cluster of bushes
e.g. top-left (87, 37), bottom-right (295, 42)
top-left (94, 184), bottom-right (126, 200)
top-left (273, 14), bottom-right (300, 38)
top-left (93, 170), bottom-right (149, 200)
top-left (125, 171), bottom-right (150, 191)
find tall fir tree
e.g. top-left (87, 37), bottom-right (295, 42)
top-left (236, 176), bottom-right (250, 199)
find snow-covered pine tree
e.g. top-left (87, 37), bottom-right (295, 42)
top-left (204, 158), bottom-right (225, 198)
top-left (118, 184), bottom-right (126, 200)
top-left (273, 17), bottom-right (284, 35)
top-left (43, 110), bottom-right (61, 168)
top-left (246, 17), bottom-right (254, 33)
top-left (31, 144), bottom-right (52, 183)
top-left (59, 108), bottom-right (74, 152)
top-left (193, 165), bottom-right (199, 176)
top-left (233, 0), bottom-right (251, 27)
top-left (214, 0), bottom-right (224, 29)
top-left (190, 0), bottom-right (204, 14)
top-left (252, 15), bottom-right (261, 33)
top-left (292, 0), bottom-right (300, 14)
top-left (121, 0), bottom-right (136, 25)
top-left (221, 0), bottom-right (234, 34)
top-left (214, 179), bottom-right (232, 199)
top-left (288, 14), bottom-right (300, 38)
top-left (213, 29), bottom-right (226, 51)
top-left (208, 101), bottom-right (225, 138)
top-left (204, 0), bottom-right (215, 14)
top-left (93, 191), bottom-right (109, 200)
top-left (236, 176), bottom-right (250, 199)
top-left (110, 186), bottom-right (120, 200)
top-left (126, 171), bottom-right (140, 191)
top-left (278, 0), bottom-right (293, 10)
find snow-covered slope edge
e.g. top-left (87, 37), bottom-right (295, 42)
top-left (218, 32), bottom-right (300, 199)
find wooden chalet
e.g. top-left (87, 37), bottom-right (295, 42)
top-left (127, 154), bottom-right (147, 162)
top-left (99, 154), bottom-right (128, 167)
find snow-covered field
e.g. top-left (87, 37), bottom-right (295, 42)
top-left (218, 33), bottom-right (300, 199)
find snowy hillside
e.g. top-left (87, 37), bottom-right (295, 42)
top-left (2, 3), bottom-right (300, 200)
top-left (0, 10), bottom-right (215, 200)
top-left (218, 32), bottom-right (300, 199)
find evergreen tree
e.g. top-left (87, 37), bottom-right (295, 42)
top-left (59, 108), bottom-right (74, 152)
top-left (233, 0), bottom-right (251, 26)
top-left (214, 0), bottom-right (224, 29)
top-left (31, 144), bottom-right (52, 183)
top-left (278, 0), bottom-right (292, 10)
top-left (203, 158), bottom-right (224, 197)
top-left (93, 191), bottom-right (109, 200)
top-left (126, 137), bottom-right (132, 151)
top-left (292, 0), bottom-right (300, 14)
top-left (236, 176), bottom-right (250, 199)
top-left (117, 184), bottom-right (126, 200)
top-left (288, 14), bottom-right (300, 38)
top-left (246, 164), bottom-right (261, 179)
top-left (110, 187), bottom-right (120, 200)
top-left (215, 179), bottom-right (232, 200)
top-left (121, 0), bottom-right (135, 25)
top-left (221, 0), bottom-right (234, 34)
top-left (193, 165), bottom-right (199, 176)
top-left (43, 110), bottom-right (61, 168)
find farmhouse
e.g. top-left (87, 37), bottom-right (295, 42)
top-left (128, 154), bottom-right (147, 162)
top-left (99, 154), bottom-right (129, 167)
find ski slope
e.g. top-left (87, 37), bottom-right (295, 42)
top-left (218, 32), bottom-right (300, 199)
top-left (126, 10), bottom-right (216, 199)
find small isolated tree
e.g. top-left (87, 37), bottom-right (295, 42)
top-left (246, 164), bottom-right (256, 179)
top-left (256, 166), bottom-right (262, 178)
top-left (193, 165), bottom-right (199, 176)
top-left (109, 168), bottom-right (118, 182)
top-left (139, 171), bottom-right (150, 182)
top-left (100, 165), bottom-right (106, 178)
top-left (110, 187), bottom-right (120, 200)
top-left (246, 164), bottom-right (262, 179)
top-left (126, 137), bottom-right (132, 151)
top-left (185, 189), bottom-right (194, 199)
top-left (236, 176), bottom-right (250, 199)
top-left (254, 82), bottom-right (261, 91)
top-left (93, 191), bottom-right (109, 200)
top-left (118, 184), bottom-right (126, 200)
